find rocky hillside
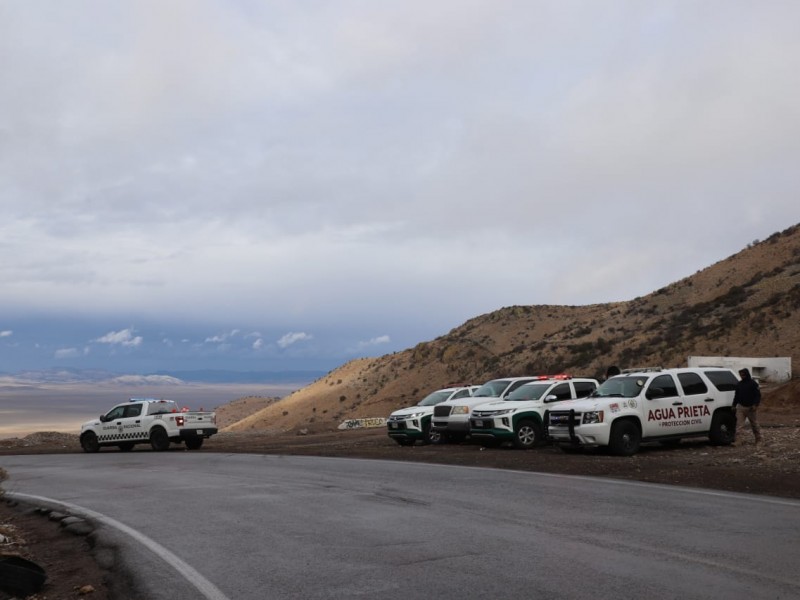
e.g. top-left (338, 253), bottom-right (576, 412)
top-left (226, 223), bottom-right (800, 433)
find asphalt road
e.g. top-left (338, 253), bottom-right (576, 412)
top-left (3, 453), bottom-right (799, 600)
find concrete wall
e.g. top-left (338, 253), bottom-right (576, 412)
top-left (687, 356), bottom-right (792, 383)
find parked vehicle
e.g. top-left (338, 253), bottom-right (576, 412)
top-left (387, 386), bottom-right (478, 446)
top-left (470, 375), bottom-right (598, 448)
top-left (80, 398), bottom-right (217, 452)
top-left (431, 377), bottom-right (540, 443)
top-left (546, 368), bottom-right (739, 455)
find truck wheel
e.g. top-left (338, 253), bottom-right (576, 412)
top-left (185, 438), bottom-right (204, 450)
top-left (117, 443), bottom-right (135, 452)
top-left (513, 420), bottom-right (542, 449)
top-left (422, 422), bottom-right (441, 445)
top-left (609, 420), bottom-right (641, 456)
top-left (149, 427), bottom-right (170, 451)
top-left (80, 432), bottom-right (100, 453)
top-left (709, 411), bottom-right (736, 445)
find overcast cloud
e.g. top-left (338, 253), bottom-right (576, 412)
top-left (1, 1), bottom-right (798, 374)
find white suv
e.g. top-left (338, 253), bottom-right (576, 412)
top-left (431, 377), bottom-right (541, 443)
top-left (546, 367), bottom-right (739, 455)
top-left (387, 386), bottom-right (478, 446)
top-left (470, 376), bottom-right (599, 448)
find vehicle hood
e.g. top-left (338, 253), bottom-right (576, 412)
top-left (439, 395), bottom-right (502, 408)
top-left (549, 398), bottom-right (605, 412)
top-left (473, 400), bottom-right (544, 412)
top-left (389, 406), bottom-right (434, 418)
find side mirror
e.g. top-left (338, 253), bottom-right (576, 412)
top-left (646, 387), bottom-right (664, 399)
top-left (544, 395), bottom-right (558, 403)
top-left (99, 414), bottom-right (108, 422)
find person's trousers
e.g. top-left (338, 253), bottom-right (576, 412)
top-left (735, 405), bottom-right (762, 442)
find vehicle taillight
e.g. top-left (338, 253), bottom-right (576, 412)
top-left (175, 415), bottom-right (185, 426)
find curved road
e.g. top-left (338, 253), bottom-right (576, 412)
top-left (2, 453), bottom-right (799, 599)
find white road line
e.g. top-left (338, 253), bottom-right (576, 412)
top-left (8, 492), bottom-right (231, 600)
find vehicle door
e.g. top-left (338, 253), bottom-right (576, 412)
top-left (676, 371), bottom-right (715, 432)
top-left (121, 403), bottom-right (147, 441)
top-left (642, 374), bottom-right (687, 437)
top-left (99, 405), bottom-right (127, 443)
top-left (543, 382), bottom-right (573, 405)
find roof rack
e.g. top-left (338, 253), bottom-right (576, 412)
top-left (621, 367), bottom-right (663, 374)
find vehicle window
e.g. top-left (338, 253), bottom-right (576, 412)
top-left (506, 383), bottom-right (551, 401)
top-left (105, 406), bottom-right (125, 420)
top-left (473, 380), bottom-right (512, 397)
top-left (705, 370), bottom-right (739, 392)
top-left (573, 381), bottom-right (596, 398)
top-left (646, 374), bottom-right (679, 399)
top-left (549, 383), bottom-right (572, 401)
top-left (125, 404), bottom-right (143, 418)
top-left (505, 379), bottom-right (535, 394)
top-left (452, 389), bottom-right (471, 399)
top-left (595, 376), bottom-right (644, 398)
top-left (419, 390), bottom-right (453, 406)
top-left (677, 373), bottom-right (708, 396)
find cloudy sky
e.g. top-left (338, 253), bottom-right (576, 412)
top-left (1, 1), bottom-right (798, 375)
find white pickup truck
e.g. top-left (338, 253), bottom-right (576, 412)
top-left (80, 398), bottom-right (218, 452)
top-left (546, 367), bottom-right (739, 455)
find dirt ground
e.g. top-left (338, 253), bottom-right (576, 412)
top-left (1, 399), bottom-right (799, 599)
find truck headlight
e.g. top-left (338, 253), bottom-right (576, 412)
top-left (406, 411), bottom-right (425, 419)
top-left (451, 406), bottom-right (470, 415)
top-left (582, 411), bottom-right (604, 424)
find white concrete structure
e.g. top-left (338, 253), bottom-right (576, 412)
top-left (687, 356), bottom-right (792, 383)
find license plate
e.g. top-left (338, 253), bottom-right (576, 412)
top-left (196, 429), bottom-right (204, 434)
top-left (389, 423), bottom-right (397, 429)
top-left (474, 420), bottom-right (483, 427)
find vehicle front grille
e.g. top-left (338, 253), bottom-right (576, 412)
top-left (472, 410), bottom-right (498, 418)
top-left (549, 411), bottom-right (580, 426)
top-left (433, 406), bottom-right (452, 417)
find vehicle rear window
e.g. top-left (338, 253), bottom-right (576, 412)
top-left (704, 370), bottom-right (739, 391)
top-left (677, 372), bottom-right (708, 396)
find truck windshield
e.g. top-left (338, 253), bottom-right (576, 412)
top-left (418, 390), bottom-right (455, 406)
top-left (472, 380), bottom-right (511, 397)
top-left (593, 376), bottom-right (644, 398)
top-left (505, 383), bottom-right (551, 401)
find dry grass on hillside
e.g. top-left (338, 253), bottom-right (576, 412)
top-left (225, 224), bottom-right (800, 434)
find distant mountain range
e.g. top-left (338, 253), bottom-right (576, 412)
top-left (0, 368), bottom-right (327, 385)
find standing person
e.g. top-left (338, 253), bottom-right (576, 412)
top-left (732, 368), bottom-right (762, 445)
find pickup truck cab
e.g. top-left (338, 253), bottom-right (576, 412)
top-left (431, 376), bottom-right (540, 443)
top-left (80, 398), bottom-right (218, 452)
top-left (387, 386), bottom-right (479, 446)
top-left (546, 368), bottom-right (739, 455)
top-left (470, 376), bottom-right (598, 448)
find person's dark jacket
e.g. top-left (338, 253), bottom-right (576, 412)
top-left (733, 373), bottom-right (761, 408)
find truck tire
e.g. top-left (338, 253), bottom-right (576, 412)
top-left (422, 422), bottom-right (441, 445)
top-left (80, 432), bottom-right (100, 453)
top-left (513, 419), bottom-right (542, 449)
top-left (185, 437), bottom-right (204, 450)
top-left (609, 419), bottom-right (641, 456)
top-left (709, 411), bottom-right (736, 445)
top-left (149, 427), bottom-right (170, 451)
